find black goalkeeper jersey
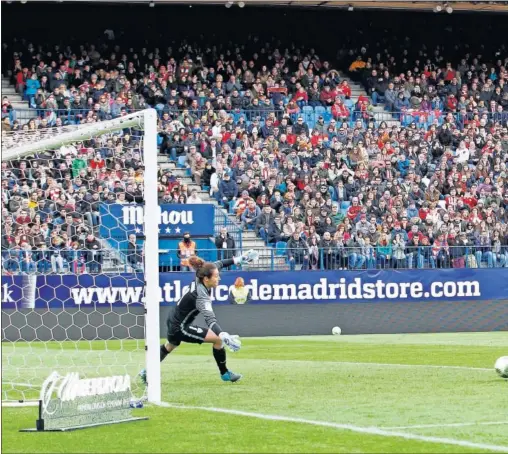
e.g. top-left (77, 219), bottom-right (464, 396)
top-left (167, 259), bottom-right (233, 336)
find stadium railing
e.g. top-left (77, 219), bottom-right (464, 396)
top-left (2, 246), bottom-right (506, 274)
top-left (7, 107), bottom-right (490, 130)
top-left (1, 247), bottom-right (130, 275)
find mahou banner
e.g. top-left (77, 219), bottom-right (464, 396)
top-left (99, 203), bottom-right (215, 239)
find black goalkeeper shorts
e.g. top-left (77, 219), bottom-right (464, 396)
top-left (167, 323), bottom-right (208, 346)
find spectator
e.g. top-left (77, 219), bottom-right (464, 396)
top-left (320, 231), bottom-right (337, 270)
top-left (392, 233), bottom-right (407, 269)
top-left (228, 277), bottom-right (252, 305)
top-left (215, 227), bottom-right (236, 262)
top-left (187, 188), bottom-right (203, 204)
top-left (50, 236), bottom-right (66, 273)
top-left (347, 233), bottom-right (365, 269)
top-left (241, 200), bottom-right (261, 231)
top-left (267, 214), bottom-right (289, 245)
top-left (85, 233), bottom-right (102, 274)
top-left (68, 240), bottom-right (87, 274)
top-left (177, 232), bottom-right (197, 272)
top-left (127, 234), bottom-right (142, 270)
top-left (432, 233), bottom-right (451, 269)
top-left (218, 173), bottom-right (238, 207)
top-left (255, 205), bottom-right (275, 242)
top-left (286, 231), bottom-right (309, 271)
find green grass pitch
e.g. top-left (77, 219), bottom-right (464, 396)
top-left (2, 332), bottom-right (508, 453)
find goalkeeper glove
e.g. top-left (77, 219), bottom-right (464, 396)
top-left (233, 249), bottom-right (259, 265)
top-left (219, 332), bottom-right (242, 353)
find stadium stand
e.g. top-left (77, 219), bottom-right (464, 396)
top-left (1, 21), bottom-right (507, 272)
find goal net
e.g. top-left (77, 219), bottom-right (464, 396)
top-left (1, 110), bottom-right (161, 406)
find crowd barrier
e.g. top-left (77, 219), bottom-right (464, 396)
top-left (2, 245), bottom-right (507, 274)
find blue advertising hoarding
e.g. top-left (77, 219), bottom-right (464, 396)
top-left (99, 203), bottom-right (215, 240)
top-left (1, 269), bottom-right (507, 309)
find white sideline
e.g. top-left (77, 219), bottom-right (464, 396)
top-left (384, 421), bottom-right (508, 430)
top-left (158, 402), bottom-right (508, 452)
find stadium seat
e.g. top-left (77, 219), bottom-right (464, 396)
top-left (177, 156), bottom-right (187, 168)
top-left (315, 106), bottom-right (326, 116)
top-left (275, 241), bottom-right (287, 256)
top-left (322, 111), bottom-right (333, 122)
top-left (302, 105), bottom-right (314, 123)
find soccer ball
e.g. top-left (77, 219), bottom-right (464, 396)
top-left (494, 356), bottom-right (508, 378)
top-left (332, 326), bottom-right (342, 335)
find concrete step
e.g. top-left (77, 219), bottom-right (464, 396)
top-left (8, 96), bottom-right (25, 103)
top-left (159, 163), bottom-right (193, 171)
top-left (245, 260), bottom-right (289, 271)
top-left (167, 168), bottom-right (189, 176)
top-left (2, 88), bottom-right (18, 96)
top-left (241, 235), bottom-right (265, 243)
top-left (242, 241), bottom-right (265, 249)
top-left (10, 101), bottom-right (30, 109)
top-left (254, 260), bottom-right (287, 268)
top-left (4, 94), bottom-right (24, 102)
top-left (7, 97), bottom-right (24, 104)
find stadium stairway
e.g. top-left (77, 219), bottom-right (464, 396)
top-left (158, 159), bottom-right (288, 270)
top-left (338, 73), bottom-right (400, 127)
top-left (1, 77), bottom-right (35, 115)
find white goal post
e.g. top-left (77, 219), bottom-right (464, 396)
top-left (1, 109), bottom-right (161, 405)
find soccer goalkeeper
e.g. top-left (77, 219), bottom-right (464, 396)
top-left (141, 250), bottom-right (258, 384)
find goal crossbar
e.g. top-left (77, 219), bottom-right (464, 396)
top-left (2, 111), bottom-right (147, 161)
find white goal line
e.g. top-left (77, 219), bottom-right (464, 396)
top-left (2, 382), bottom-right (38, 388)
top-left (383, 421), bottom-right (508, 430)
top-left (158, 402), bottom-right (508, 453)
top-left (263, 359), bottom-right (492, 371)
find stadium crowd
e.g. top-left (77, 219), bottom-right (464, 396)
top-left (1, 30), bottom-right (507, 273)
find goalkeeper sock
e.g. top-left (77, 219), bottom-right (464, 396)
top-left (160, 344), bottom-right (169, 362)
top-left (213, 347), bottom-right (228, 375)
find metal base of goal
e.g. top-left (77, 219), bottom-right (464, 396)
top-left (3, 401), bottom-right (40, 408)
top-left (19, 397), bottom-right (149, 432)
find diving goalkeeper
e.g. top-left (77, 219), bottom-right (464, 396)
top-left (141, 250), bottom-right (258, 384)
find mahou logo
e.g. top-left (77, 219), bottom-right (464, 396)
top-left (122, 206), bottom-right (194, 226)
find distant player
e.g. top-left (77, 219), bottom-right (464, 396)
top-left (140, 250), bottom-right (258, 384)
